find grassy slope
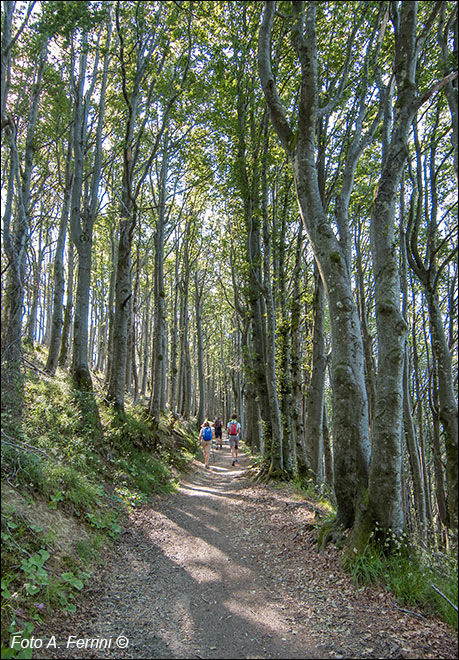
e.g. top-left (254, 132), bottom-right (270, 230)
top-left (1, 347), bottom-right (198, 654)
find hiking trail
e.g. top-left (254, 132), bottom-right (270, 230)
top-left (36, 440), bottom-right (457, 659)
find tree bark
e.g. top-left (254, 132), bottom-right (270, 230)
top-left (259, 1), bottom-right (370, 527)
top-left (46, 137), bottom-right (72, 374)
top-left (149, 140), bottom-right (169, 420)
top-left (305, 266), bottom-right (326, 483)
top-left (2, 40), bottom-right (47, 420)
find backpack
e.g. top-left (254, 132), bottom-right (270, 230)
top-left (229, 421), bottom-right (238, 435)
top-left (203, 426), bottom-right (212, 441)
top-left (215, 418), bottom-right (222, 430)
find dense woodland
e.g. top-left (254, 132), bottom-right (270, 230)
top-left (1, 0), bottom-right (458, 565)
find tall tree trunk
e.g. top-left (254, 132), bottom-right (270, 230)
top-left (290, 227), bottom-right (310, 478)
top-left (305, 266), bottom-right (326, 484)
top-left (194, 271), bottom-right (206, 425)
top-left (58, 240), bottom-right (74, 368)
top-left (400, 189), bottom-right (427, 540)
top-left (430, 362), bottom-right (450, 530)
top-left (259, 1), bottom-right (370, 528)
top-left (426, 290), bottom-right (458, 530)
top-left (150, 141), bottom-right (169, 420)
top-left (2, 41), bottom-right (47, 420)
top-left (46, 137), bottom-right (72, 374)
top-left (103, 237), bottom-right (116, 387)
top-left (261, 133), bottom-right (284, 477)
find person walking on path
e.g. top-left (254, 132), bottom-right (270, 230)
top-left (214, 416), bottom-right (223, 449)
top-left (199, 421), bottom-right (214, 469)
top-left (227, 414), bottom-right (241, 466)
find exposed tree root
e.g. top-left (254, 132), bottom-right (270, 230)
top-left (317, 518), bottom-right (346, 552)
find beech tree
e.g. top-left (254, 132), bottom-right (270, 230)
top-left (258, 0), bottom-right (373, 530)
top-left (2, 9), bottom-right (47, 419)
top-left (2, 0), bottom-right (456, 555)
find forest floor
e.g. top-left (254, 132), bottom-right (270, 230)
top-left (35, 440), bottom-right (457, 660)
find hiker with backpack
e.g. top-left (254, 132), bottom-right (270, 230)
top-left (227, 414), bottom-right (241, 466)
top-left (199, 420), bottom-right (214, 469)
top-left (214, 416), bottom-right (223, 449)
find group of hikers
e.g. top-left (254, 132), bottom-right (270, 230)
top-left (199, 414), bottom-right (241, 470)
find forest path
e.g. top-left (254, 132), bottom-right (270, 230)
top-left (37, 440), bottom-right (457, 660)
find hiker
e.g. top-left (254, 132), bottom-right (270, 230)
top-left (227, 414), bottom-right (241, 466)
top-left (214, 415), bottom-right (223, 449)
top-left (199, 420), bottom-right (214, 469)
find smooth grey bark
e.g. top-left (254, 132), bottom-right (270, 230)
top-left (261, 127), bottom-right (284, 477)
top-left (178, 244), bottom-right (192, 419)
top-left (58, 240), bottom-right (74, 368)
top-left (277, 184), bottom-right (297, 474)
top-left (70, 21), bottom-right (111, 391)
top-left (323, 402), bottom-right (334, 490)
top-left (194, 270), bottom-right (206, 425)
top-left (231, 255), bottom-right (261, 452)
top-left (106, 14), bottom-right (143, 409)
top-left (425, 290), bottom-right (458, 531)
top-left (405, 101), bottom-right (458, 532)
top-left (129, 240), bottom-right (140, 403)
top-left (1, 1), bottom-right (35, 126)
top-left (2, 39), bottom-right (46, 419)
top-left (168, 240), bottom-right (180, 412)
top-left (1, 0), bottom-right (14, 127)
top-left (239, 144), bottom-right (272, 452)
top-left (411, 293), bottom-right (433, 528)
top-left (229, 10), bottom-right (273, 461)
top-left (259, 1), bottom-right (370, 527)
top-left (365, 0), bottom-right (455, 541)
top-left (103, 236), bottom-right (116, 387)
top-left (305, 265), bottom-right (326, 483)
top-left (25, 213), bottom-right (48, 347)
top-left (366, 1), bottom-right (419, 539)
top-left (247, 212), bottom-right (272, 453)
top-left (400, 192), bottom-right (427, 539)
top-left (290, 227), bottom-right (310, 478)
top-left (68, 33), bottom-right (91, 389)
top-left (46, 137), bottom-right (73, 374)
top-left (108, 3), bottom-right (190, 412)
top-left (107, 4), bottom-right (154, 409)
top-left (141, 284), bottom-right (152, 397)
top-left (430, 363), bottom-right (450, 530)
top-left (354, 216), bottom-right (376, 440)
top-left (149, 141), bottom-right (169, 420)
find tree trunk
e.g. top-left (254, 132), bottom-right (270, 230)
top-left (58, 240), bottom-right (74, 368)
top-left (426, 290), bottom-right (458, 531)
top-left (259, 1), bottom-right (370, 527)
top-left (291, 228), bottom-right (310, 479)
top-left (46, 138), bottom-right (72, 375)
top-left (2, 41), bottom-right (47, 420)
top-left (194, 271), bottom-right (206, 425)
top-left (150, 141), bottom-right (169, 420)
top-left (305, 266), bottom-right (326, 483)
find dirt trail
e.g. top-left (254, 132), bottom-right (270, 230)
top-left (36, 440), bottom-right (457, 659)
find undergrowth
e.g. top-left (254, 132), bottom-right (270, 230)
top-left (1, 351), bottom-right (198, 657)
top-left (343, 529), bottom-right (458, 630)
top-left (273, 471), bottom-right (457, 630)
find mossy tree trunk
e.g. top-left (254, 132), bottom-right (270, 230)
top-left (259, 1), bottom-right (371, 527)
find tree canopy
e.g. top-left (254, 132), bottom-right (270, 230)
top-left (2, 0), bottom-right (458, 557)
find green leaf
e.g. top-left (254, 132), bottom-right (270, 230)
top-left (61, 572), bottom-right (84, 590)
